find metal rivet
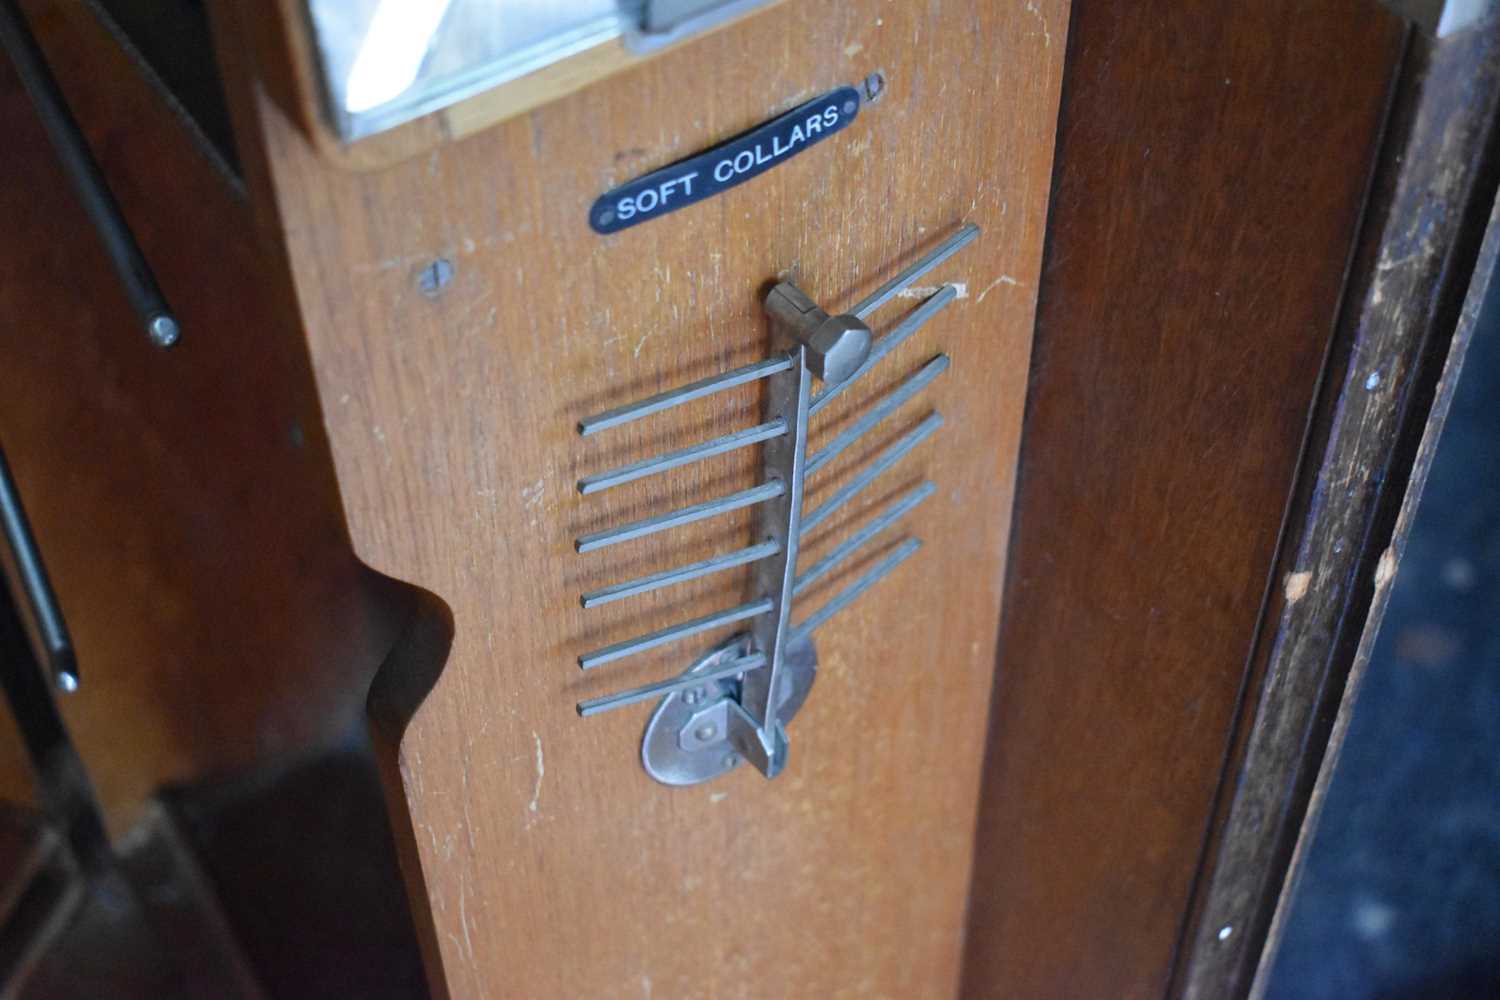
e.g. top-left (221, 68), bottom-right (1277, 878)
top-left (694, 723), bottom-right (718, 742)
top-left (842, 99), bottom-right (858, 116)
top-left (861, 71), bottom-right (887, 104)
top-left (722, 753), bottom-right (739, 769)
top-left (1364, 370), bottom-right (1382, 390)
top-left (1218, 925), bottom-right (1233, 941)
top-left (683, 689), bottom-right (700, 706)
top-left (597, 207), bottom-right (616, 227)
top-left (418, 258), bottom-right (454, 297)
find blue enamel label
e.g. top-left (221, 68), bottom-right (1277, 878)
top-left (590, 87), bottom-right (862, 234)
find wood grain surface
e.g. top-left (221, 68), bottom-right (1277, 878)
top-left (960, 1), bottom-right (1406, 997)
top-left (219, 1), bottom-right (1069, 994)
top-left (0, 1), bottom-right (404, 829)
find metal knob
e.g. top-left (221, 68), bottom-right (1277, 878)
top-left (764, 282), bottom-right (872, 385)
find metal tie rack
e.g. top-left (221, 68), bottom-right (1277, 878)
top-left (573, 223), bottom-right (978, 785)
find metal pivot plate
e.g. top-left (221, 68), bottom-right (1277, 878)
top-left (642, 634), bottom-right (817, 786)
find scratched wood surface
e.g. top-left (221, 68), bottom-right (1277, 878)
top-left (219, 1), bottom-right (1068, 994)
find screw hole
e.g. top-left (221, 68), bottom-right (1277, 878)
top-left (418, 258), bottom-right (454, 298)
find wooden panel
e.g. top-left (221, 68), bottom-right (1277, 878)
top-left (0, 1), bottom-right (403, 828)
top-left (961, 2), bottom-right (1406, 996)
top-left (220, 1), bottom-right (1068, 994)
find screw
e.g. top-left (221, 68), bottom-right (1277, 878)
top-left (722, 753), bottom-right (739, 769)
top-left (147, 314), bottom-right (180, 348)
top-left (418, 258), bottom-right (454, 297)
top-left (861, 71), bottom-right (887, 104)
top-left (683, 689), bottom-right (700, 706)
top-left (694, 723), bottom-right (718, 742)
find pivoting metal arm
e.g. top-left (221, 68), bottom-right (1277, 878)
top-left (571, 224), bottom-right (979, 783)
top-left (730, 339), bottom-right (811, 778)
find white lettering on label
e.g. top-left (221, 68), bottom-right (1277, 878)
top-left (613, 170), bottom-right (700, 221)
top-left (611, 100), bottom-right (846, 224)
top-left (707, 103), bottom-right (845, 186)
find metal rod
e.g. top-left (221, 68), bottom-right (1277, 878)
top-left (578, 597), bottom-right (773, 670)
top-left (850, 223), bottom-right (979, 321)
top-left (0, 447), bottom-right (107, 871)
top-left (740, 348), bottom-right (811, 766)
top-left (0, 0), bottom-right (178, 348)
top-left (577, 653), bottom-right (766, 717)
top-left (0, 564), bottom-right (109, 871)
top-left (793, 481), bottom-right (935, 596)
top-left (811, 284), bottom-right (958, 416)
top-left (791, 539), bottom-right (922, 642)
top-left (579, 355), bottom-right (794, 436)
top-left (0, 448), bottom-right (76, 692)
top-left (578, 419), bottom-right (786, 495)
top-left (801, 412), bottom-right (943, 534)
top-left (581, 540), bottom-right (779, 609)
top-left (576, 480), bottom-right (784, 553)
top-left (805, 355), bottom-right (949, 476)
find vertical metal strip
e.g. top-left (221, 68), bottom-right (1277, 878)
top-left (736, 346), bottom-right (811, 775)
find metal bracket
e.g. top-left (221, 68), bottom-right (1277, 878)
top-left (623, 0), bottom-right (779, 54)
top-left (642, 634), bottom-right (816, 785)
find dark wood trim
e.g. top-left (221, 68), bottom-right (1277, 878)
top-left (959, 2), bottom-right (1407, 995)
top-left (1173, 15), bottom-right (1500, 998)
top-left (1253, 177), bottom-right (1500, 1000)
